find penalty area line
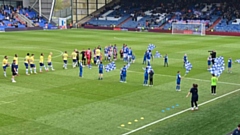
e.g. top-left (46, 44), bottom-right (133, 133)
top-left (121, 88), bottom-right (240, 135)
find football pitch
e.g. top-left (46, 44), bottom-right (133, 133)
top-left (0, 29), bottom-right (240, 135)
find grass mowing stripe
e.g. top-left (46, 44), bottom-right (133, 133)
top-left (128, 70), bottom-right (240, 86)
top-left (121, 88), bottom-right (240, 135)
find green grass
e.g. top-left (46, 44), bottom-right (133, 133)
top-left (0, 29), bottom-right (239, 135)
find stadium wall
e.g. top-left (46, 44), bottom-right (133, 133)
top-left (83, 25), bottom-right (240, 36)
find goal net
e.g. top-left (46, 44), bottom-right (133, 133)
top-left (171, 23), bottom-right (205, 36)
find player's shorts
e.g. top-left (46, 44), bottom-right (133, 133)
top-left (146, 58), bottom-right (150, 62)
top-left (24, 63), bottom-right (29, 68)
top-left (30, 64), bottom-right (35, 68)
top-left (12, 72), bottom-right (17, 76)
top-left (2, 65), bottom-right (8, 70)
top-left (99, 70), bottom-right (103, 74)
top-left (176, 81), bottom-right (181, 85)
top-left (39, 63), bottom-right (44, 66)
top-left (228, 64), bottom-right (231, 68)
top-left (96, 56), bottom-right (100, 60)
top-left (123, 53), bottom-right (128, 58)
top-left (128, 55), bottom-right (132, 59)
top-left (63, 60), bottom-right (67, 64)
top-left (208, 61), bottom-right (211, 66)
top-left (48, 62), bottom-right (52, 66)
top-left (73, 59), bottom-right (77, 63)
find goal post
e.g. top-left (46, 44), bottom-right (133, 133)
top-left (171, 22), bottom-right (205, 36)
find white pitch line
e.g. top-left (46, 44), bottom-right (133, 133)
top-left (0, 100), bottom-right (16, 105)
top-left (121, 88), bottom-right (240, 135)
top-left (128, 70), bottom-right (240, 86)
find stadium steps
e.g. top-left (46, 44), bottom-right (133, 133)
top-left (117, 17), bottom-right (132, 27)
top-left (207, 17), bottom-right (221, 31)
top-left (77, 0), bottom-right (120, 26)
top-left (159, 15), bottom-right (175, 29)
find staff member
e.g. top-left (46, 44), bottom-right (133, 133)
top-left (209, 50), bottom-right (216, 64)
top-left (186, 84), bottom-right (198, 111)
top-left (149, 69), bottom-right (154, 86)
top-left (211, 74), bottom-right (218, 95)
top-left (232, 124), bottom-right (240, 135)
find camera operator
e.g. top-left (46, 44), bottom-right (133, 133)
top-left (208, 50), bottom-right (216, 64)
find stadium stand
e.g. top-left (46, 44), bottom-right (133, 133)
top-left (0, 4), bottom-right (54, 31)
top-left (84, 0), bottom-right (240, 32)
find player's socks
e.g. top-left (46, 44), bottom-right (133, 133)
top-left (26, 69), bottom-right (29, 75)
top-left (51, 65), bottom-right (54, 70)
top-left (34, 68), bottom-right (37, 73)
top-left (40, 67), bottom-right (42, 72)
top-left (30, 68), bottom-right (33, 74)
top-left (3, 71), bottom-right (6, 77)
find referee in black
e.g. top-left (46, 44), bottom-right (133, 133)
top-left (149, 69), bottom-right (154, 86)
top-left (186, 84), bottom-right (198, 111)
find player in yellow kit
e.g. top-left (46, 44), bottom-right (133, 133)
top-left (13, 54), bottom-right (19, 74)
top-left (24, 53), bottom-right (30, 75)
top-left (29, 54), bottom-right (37, 74)
top-left (2, 56), bottom-right (9, 77)
top-left (72, 50), bottom-right (77, 68)
top-left (39, 53), bottom-right (47, 72)
top-left (47, 52), bottom-right (54, 71)
top-left (62, 51), bottom-right (68, 69)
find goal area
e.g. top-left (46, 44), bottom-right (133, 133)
top-left (171, 23), bottom-right (206, 36)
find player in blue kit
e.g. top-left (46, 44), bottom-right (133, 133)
top-left (120, 67), bottom-right (123, 82)
top-left (128, 47), bottom-right (133, 63)
top-left (176, 71), bottom-right (182, 91)
top-left (79, 60), bottom-right (83, 77)
top-left (142, 51), bottom-right (147, 65)
top-left (98, 62), bottom-right (104, 80)
top-left (146, 50), bottom-right (153, 65)
top-left (104, 46), bottom-right (108, 61)
top-left (121, 65), bottom-right (127, 83)
top-left (183, 54), bottom-right (187, 67)
top-left (164, 54), bottom-right (168, 67)
top-left (143, 67), bottom-right (149, 86)
top-left (228, 57), bottom-right (232, 73)
top-left (207, 55), bottom-right (212, 70)
top-left (123, 45), bottom-right (128, 62)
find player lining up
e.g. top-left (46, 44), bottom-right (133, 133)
top-left (62, 51), bottom-right (68, 69)
top-left (72, 50), bottom-right (77, 68)
top-left (2, 56), bottom-right (9, 77)
top-left (39, 53), bottom-right (47, 72)
top-left (47, 52), bottom-right (54, 71)
top-left (29, 54), bottom-right (37, 74)
top-left (13, 54), bottom-right (19, 74)
top-left (11, 60), bottom-right (17, 83)
top-left (24, 53), bottom-right (30, 75)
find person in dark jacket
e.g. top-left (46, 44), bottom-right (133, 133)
top-left (186, 84), bottom-right (199, 111)
top-left (149, 69), bottom-right (154, 86)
